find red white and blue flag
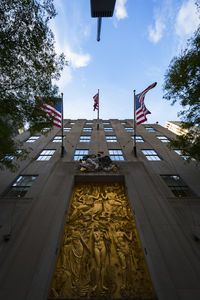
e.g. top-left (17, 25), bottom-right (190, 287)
top-left (135, 82), bottom-right (157, 125)
top-left (93, 93), bottom-right (99, 111)
top-left (40, 98), bottom-right (62, 128)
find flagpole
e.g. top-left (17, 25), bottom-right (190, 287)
top-left (133, 89), bottom-right (137, 157)
top-left (97, 89), bottom-right (99, 130)
top-left (61, 92), bottom-right (65, 157)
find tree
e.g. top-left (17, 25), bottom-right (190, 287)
top-left (163, 25), bottom-right (200, 162)
top-left (0, 0), bottom-right (66, 171)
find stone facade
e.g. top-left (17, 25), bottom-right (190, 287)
top-left (0, 119), bottom-right (200, 300)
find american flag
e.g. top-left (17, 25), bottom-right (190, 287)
top-left (135, 82), bottom-right (157, 125)
top-left (93, 93), bottom-right (99, 111)
top-left (40, 98), bottom-right (62, 128)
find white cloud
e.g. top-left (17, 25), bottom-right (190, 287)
top-left (115, 0), bottom-right (128, 20)
top-left (66, 46), bottom-right (91, 69)
top-left (148, 19), bottom-right (166, 43)
top-left (175, 0), bottom-right (199, 37)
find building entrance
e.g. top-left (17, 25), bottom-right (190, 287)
top-left (49, 182), bottom-right (155, 299)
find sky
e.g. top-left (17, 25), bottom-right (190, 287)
top-left (50, 0), bottom-right (199, 126)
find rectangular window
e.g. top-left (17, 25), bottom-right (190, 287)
top-left (103, 122), bottom-right (110, 125)
top-left (83, 127), bottom-right (92, 132)
top-left (145, 127), bottom-right (156, 132)
top-left (161, 175), bottom-right (195, 197)
top-left (3, 150), bottom-right (22, 161)
top-left (79, 136), bottom-right (91, 142)
top-left (85, 122), bottom-right (93, 125)
top-left (141, 149), bottom-right (161, 161)
top-left (70, 122), bottom-right (75, 125)
top-left (6, 175), bottom-right (37, 198)
top-left (37, 149), bottom-right (56, 161)
top-left (131, 136), bottom-right (144, 142)
top-left (174, 150), bottom-right (190, 160)
top-left (73, 150), bottom-right (89, 161)
top-left (26, 136), bottom-right (40, 143)
top-left (64, 127), bottom-right (71, 132)
top-left (157, 136), bottom-right (169, 142)
top-left (52, 136), bottom-right (65, 143)
top-left (104, 127), bottom-right (113, 132)
top-left (125, 127), bottom-right (134, 132)
top-left (109, 149), bottom-right (125, 161)
top-left (121, 122), bottom-right (127, 125)
top-left (42, 128), bottom-right (50, 133)
top-left (106, 136), bottom-right (118, 142)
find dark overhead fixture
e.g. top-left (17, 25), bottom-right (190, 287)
top-left (90, 0), bottom-right (116, 42)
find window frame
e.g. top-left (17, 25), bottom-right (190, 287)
top-left (160, 175), bottom-right (195, 197)
top-left (73, 149), bottom-right (89, 161)
top-left (141, 149), bottom-right (161, 161)
top-left (37, 149), bottom-right (56, 161)
top-left (108, 149), bottom-right (125, 161)
top-left (79, 136), bottom-right (91, 143)
top-left (157, 136), bottom-right (169, 142)
top-left (26, 135), bottom-right (40, 143)
top-left (106, 136), bottom-right (118, 142)
top-left (6, 175), bottom-right (38, 198)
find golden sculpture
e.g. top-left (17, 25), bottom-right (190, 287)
top-left (49, 183), bottom-right (155, 299)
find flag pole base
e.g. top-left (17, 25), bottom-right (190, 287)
top-left (133, 145), bottom-right (137, 157)
top-left (61, 146), bottom-right (66, 158)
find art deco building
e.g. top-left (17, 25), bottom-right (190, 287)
top-left (165, 121), bottom-right (189, 136)
top-left (0, 119), bottom-right (200, 300)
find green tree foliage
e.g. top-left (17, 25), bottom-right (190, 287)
top-left (0, 0), bottom-right (66, 170)
top-left (163, 26), bottom-right (200, 162)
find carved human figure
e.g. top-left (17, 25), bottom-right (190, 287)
top-left (113, 224), bottom-right (132, 288)
top-left (62, 227), bottom-right (86, 286)
top-left (92, 225), bottom-right (109, 291)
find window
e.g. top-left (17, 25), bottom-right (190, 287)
top-left (141, 150), bottom-right (161, 161)
top-left (85, 122), bottom-right (93, 125)
top-left (104, 127), bottom-right (113, 132)
top-left (174, 150), bottom-right (190, 160)
top-left (70, 122), bottom-right (75, 125)
top-left (161, 175), bottom-right (195, 197)
top-left (157, 136), bottom-right (169, 142)
top-left (64, 127), bottom-right (71, 132)
top-left (42, 128), bottom-right (50, 133)
top-left (109, 150), bottom-right (125, 161)
top-left (103, 122), bottom-right (110, 125)
top-left (37, 150), bottom-right (56, 161)
top-left (79, 136), bottom-right (91, 142)
top-left (131, 136), bottom-right (144, 142)
top-left (125, 127), bottom-right (134, 132)
top-left (73, 150), bottom-right (89, 161)
top-left (106, 136), bottom-right (118, 142)
top-left (52, 136), bottom-right (65, 143)
top-left (145, 127), bottom-right (156, 132)
top-left (6, 175), bottom-right (37, 198)
top-left (26, 136), bottom-right (40, 143)
top-left (3, 150), bottom-right (22, 161)
top-left (83, 127), bottom-right (92, 132)
top-left (121, 122), bottom-right (127, 125)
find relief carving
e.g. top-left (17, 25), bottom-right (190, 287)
top-left (49, 183), bottom-right (155, 299)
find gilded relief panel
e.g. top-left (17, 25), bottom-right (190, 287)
top-left (49, 182), bottom-right (155, 299)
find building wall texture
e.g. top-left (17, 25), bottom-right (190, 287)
top-left (0, 119), bottom-right (200, 300)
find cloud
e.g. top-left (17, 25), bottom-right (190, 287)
top-left (148, 19), bottom-right (166, 43)
top-left (175, 0), bottom-right (199, 37)
top-left (66, 46), bottom-right (91, 69)
top-left (115, 0), bottom-right (128, 20)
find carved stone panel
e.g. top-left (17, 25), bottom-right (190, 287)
top-left (49, 182), bottom-right (155, 299)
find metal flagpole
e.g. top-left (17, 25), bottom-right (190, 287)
top-left (97, 89), bottom-right (99, 130)
top-left (61, 92), bottom-right (65, 157)
top-left (133, 89), bottom-right (137, 157)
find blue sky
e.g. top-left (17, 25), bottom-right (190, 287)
top-left (50, 0), bottom-right (199, 126)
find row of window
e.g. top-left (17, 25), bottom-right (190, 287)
top-left (26, 125), bottom-right (160, 143)
top-left (26, 134), bottom-right (169, 143)
top-left (6, 174), bottom-right (195, 198)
